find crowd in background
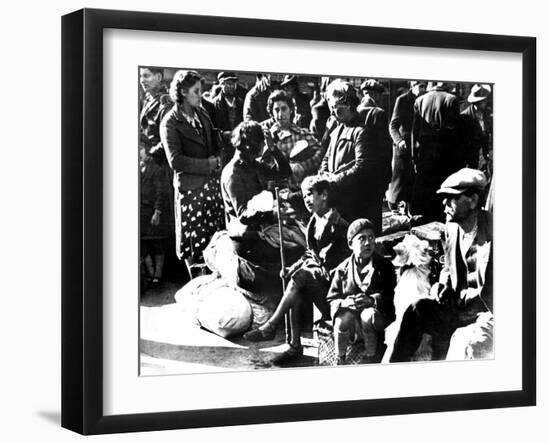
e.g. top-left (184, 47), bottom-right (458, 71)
top-left (139, 67), bottom-right (493, 286)
top-left (138, 66), bottom-right (494, 366)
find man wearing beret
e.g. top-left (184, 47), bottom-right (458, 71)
top-left (327, 218), bottom-right (396, 364)
top-left (357, 79), bottom-right (385, 113)
top-left (389, 168), bottom-right (493, 361)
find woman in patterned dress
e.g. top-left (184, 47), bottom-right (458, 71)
top-left (160, 70), bottom-right (225, 276)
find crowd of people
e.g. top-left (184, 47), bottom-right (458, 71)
top-left (139, 66), bottom-right (494, 366)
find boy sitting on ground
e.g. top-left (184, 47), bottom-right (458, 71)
top-left (327, 218), bottom-right (396, 364)
top-left (243, 175), bottom-right (349, 366)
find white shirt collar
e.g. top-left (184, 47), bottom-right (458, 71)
top-left (181, 108), bottom-right (201, 127)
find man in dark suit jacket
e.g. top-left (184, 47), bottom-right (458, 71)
top-left (356, 79), bottom-right (393, 229)
top-left (411, 82), bottom-right (461, 221)
top-left (389, 168), bottom-right (493, 362)
top-left (309, 76), bottom-right (331, 140)
top-left (459, 84), bottom-right (492, 176)
top-left (211, 72), bottom-right (244, 165)
top-left (139, 67), bottom-right (172, 161)
top-left (243, 74), bottom-right (272, 123)
top-left (387, 81), bottom-right (426, 210)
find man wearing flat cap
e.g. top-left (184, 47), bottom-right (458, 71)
top-left (358, 79), bottom-right (385, 111)
top-left (389, 168), bottom-right (493, 362)
top-left (459, 84), bottom-right (493, 176)
top-left (211, 72), bottom-right (244, 165)
top-left (327, 218), bottom-right (396, 364)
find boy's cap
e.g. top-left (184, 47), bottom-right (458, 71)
top-left (347, 218), bottom-right (375, 243)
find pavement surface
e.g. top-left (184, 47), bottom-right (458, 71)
top-left (139, 280), bottom-right (319, 376)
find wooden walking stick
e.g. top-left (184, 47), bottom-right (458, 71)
top-left (274, 187), bottom-right (292, 345)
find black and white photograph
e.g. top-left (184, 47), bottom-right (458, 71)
top-left (2, 0), bottom-right (548, 439)
top-left (138, 67), bottom-right (495, 375)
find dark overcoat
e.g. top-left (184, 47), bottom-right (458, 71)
top-left (160, 105), bottom-right (221, 193)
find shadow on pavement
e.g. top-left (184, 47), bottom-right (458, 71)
top-left (140, 338), bottom-right (317, 371)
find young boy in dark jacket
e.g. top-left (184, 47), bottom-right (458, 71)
top-left (327, 218), bottom-right (396, 364)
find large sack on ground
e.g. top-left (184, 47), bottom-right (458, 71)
top-left (196, 286), bottom-right (253, 338)
top-left (173, 274), bottom-right (221, 326)
top-left (203, 230), bottom-right (242, 285)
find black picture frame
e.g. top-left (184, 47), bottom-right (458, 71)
top-left (62, 8), bottom-right (536, 435)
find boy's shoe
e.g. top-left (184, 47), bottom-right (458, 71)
top-left (272, 345), bottom-right (303, 367)
top-left (243, 327), bottom-right (276, 342)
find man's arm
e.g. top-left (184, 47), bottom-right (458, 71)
top-left (242, 90), bottom-right (254, 121)
top-left (389, 95), bottom-right (406, 146)
top-left (411, 100), bottom-right (422, 169)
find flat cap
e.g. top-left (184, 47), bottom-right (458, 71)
top-left (347, 218), bottom-right (375, 243)
top-left (360, 79), bottom-right (385, 93)
top-left (437, 168), bottom-right (488, 195)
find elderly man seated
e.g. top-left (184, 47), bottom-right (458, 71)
top-left (389, 168), bottom-right (493, 362)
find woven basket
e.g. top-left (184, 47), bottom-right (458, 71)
top-left (314, 320), bottom-right (367, 365)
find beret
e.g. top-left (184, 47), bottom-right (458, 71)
top-left (347, 218), bottom-right (375, 243)
top-left (436, 168), bottom-right (488, 195)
